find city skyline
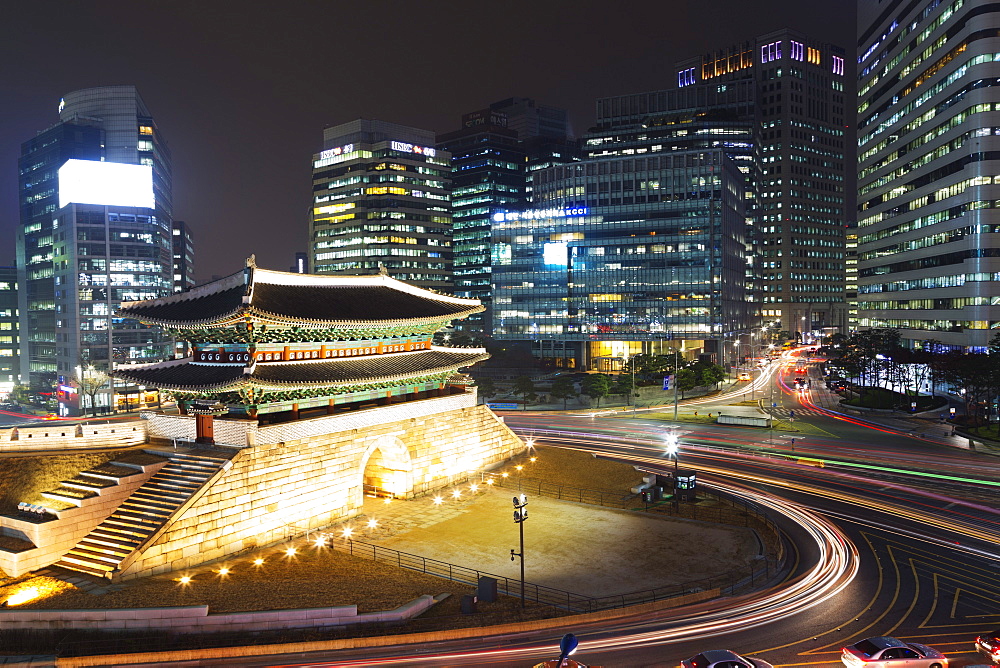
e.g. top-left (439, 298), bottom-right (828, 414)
top-left (0, 1), bottom-right (854, 280)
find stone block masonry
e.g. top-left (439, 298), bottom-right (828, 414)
top-left (0, 421), bottom-right (147, 453)
top-left (120, 403), bottom-right (525, 579)
top-left (0, 455), bottom-right (168, 576)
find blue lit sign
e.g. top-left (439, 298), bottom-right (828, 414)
top-left (493, 208), bottom-right (588, 223)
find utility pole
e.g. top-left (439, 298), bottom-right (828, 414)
top-left (511, 494), bottom-right (528, 608)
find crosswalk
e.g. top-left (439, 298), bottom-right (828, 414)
top-left (767, 406), bottom-right (828, 419)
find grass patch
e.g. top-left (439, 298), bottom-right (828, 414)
top-left (0, 451), bottom-right (127, 512)
top-left (968, 423), bottom-right (1000, 441)
top-left (508, 444), bottom-right (644, 491)
top-left (842, 387), bottom-right (946, 411)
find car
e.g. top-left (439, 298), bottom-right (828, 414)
top-left (841, 636), bottom-right (948, 667)
top-left (680, 649), bottom-right (773, 668)
top-left (737, 372), bottom-right (752, 381)
top-left (42, 413), bottom-right (60, 420)
top-left (975, 629), bottom-right (1000, 663)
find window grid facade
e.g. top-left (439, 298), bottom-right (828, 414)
top-left (309, 119), bottom-right (453, 290)
top-left (857, 0), bottom-right (1000, 350)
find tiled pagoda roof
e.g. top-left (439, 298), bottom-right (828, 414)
top-left (113, 348), bottom-right (489, 393)
top-left (116, 256), bottom-right (483, 328)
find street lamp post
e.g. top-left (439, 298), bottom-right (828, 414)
top-left (665, 432), bottom-right (680, 509)
top-left (768, 352), bottom-right (776, 446)
top-left (672, 348), bottom-right (680, 422)
top-left (510, 493), bottom-right (528, 608)
top-left (623, 351), bottom-right (637, 415)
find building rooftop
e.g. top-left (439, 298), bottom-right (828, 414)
top-left (116, 256), bottom-right (482, 329)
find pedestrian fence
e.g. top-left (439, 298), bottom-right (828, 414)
top-left (332, 478), bottom-right (784, 613)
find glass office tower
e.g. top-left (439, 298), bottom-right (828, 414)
top-left (0, 267), bottom-right (19, 397)
top-left (17, 86), bottom-right (173, 394)
top-left (437, 100), bottom-right (578, 339)
top-left (857, 0), bottom-right (1000, 351)
top-left (595, 29), bottom-right (849, 337)
top-left (309, 119), bottom-right (452, 290)
top-left (171, 220), bottom-right (195, 293)
top-left (492, 149), bottom-right (749, 370)
top-left (437, 109), bottom-right (526, 337)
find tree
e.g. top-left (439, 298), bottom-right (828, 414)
top-left (675, 369), bottom-right (698, 399)
top-left (937, 351), bottom-right (996, 426)
top-left (475, 377), bottom-right (496, 401)
top-left (696, 362), bottom-right (727, 388)
top-left (581, 374), bottom-right (611, 408)
top-left (10, 384), bottom-right (31, 407)
top-left (633, 353), bottom-right (676, 383)
top-left (550, 376), bottom-right (578, 409)
top-left (513, 376), bottom-right (536, 406)
top-left (75, 367), bottom-right (110, 417)
top-left (612, 374), bottom-right (635, 405)
top-left (832, 328), bottom-right (902, 401)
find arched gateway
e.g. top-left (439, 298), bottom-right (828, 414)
top-left (43, 258), bottom-right (525, 581)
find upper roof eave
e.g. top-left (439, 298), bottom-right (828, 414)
top-left (116, 260), bottom-right (483, 328)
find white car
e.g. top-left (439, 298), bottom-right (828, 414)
top-left (680, 649), bottom-right (773, 668)
top-left (841, 637), bottom-right (948, 667)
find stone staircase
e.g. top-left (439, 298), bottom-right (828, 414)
top-left (52, 448), bottom-right (232, 579)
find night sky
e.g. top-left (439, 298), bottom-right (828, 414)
top-left (0, 1), bottom-right (855, 281)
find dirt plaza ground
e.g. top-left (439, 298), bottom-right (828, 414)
top-left (0, 447), bottom-right (760, 615)
top-left (355, 486), bottom-right (760, 598)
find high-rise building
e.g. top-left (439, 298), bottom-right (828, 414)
top-left (309, 119), bottom-right (452, 290)
top-left (16, 86), bottom-right (174, 410)
top-left (592, 29), bottom-right (849, 337)
top-left (857, 0), bottom-right (1000, 352)
top-left (0, 267), bottom-right (19, 397)
top-left (172, 220), bottom-right (195, 293)
top-left (290, 251), bottom-right (308, 274)
top-left (17, 122), bottom-right (102, 389)
top-left (437, 100), bottom-right (578, 338)
top-left (491, 149), bottom-right (749, 370)
top-left (846, 229), bottom-right (858, 330)
top-left (437, 109), bottom-right (526, 336)
top-left (488, 97), bottom-right (579, 190)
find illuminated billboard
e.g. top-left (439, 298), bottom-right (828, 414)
top-left (58, 159), bottom-right (155, 209)
top-left (493, 207), bottom-right (588, 222)
top-left (543, 242), bottom-right (569, 266)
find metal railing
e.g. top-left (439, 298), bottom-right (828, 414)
top-left (335, 475), bottom-right (784, 613)
top-left (335, 535), bottom-right (777, 614)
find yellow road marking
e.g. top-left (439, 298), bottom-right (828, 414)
top-left (751, 533), bottom-right (884, 656)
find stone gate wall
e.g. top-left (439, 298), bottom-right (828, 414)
top-left (120, 403), bottom-right (524, 579)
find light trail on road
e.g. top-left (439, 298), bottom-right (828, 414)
top-left (288, 477), bottom-right (858, 667)
top-left (514, 428), bottom-right (1000, 548)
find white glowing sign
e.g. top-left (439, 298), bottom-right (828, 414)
top-left (543, 242), bottom-right (569, 266)
top-left (319, 143), bottom-right (354, 160)
top-left (390, 140), bottom-right (436, 157)
top-left (58, 160), bottom-right (154, 209)
top-left (492, 208), bottom-right (589, 223)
